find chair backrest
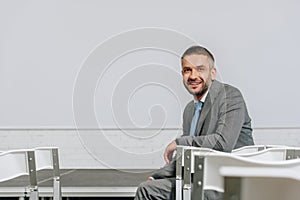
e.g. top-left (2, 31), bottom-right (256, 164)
top-left (231, 145), bottom-right (267, 155)
top-left (188, 146), bottom-right (300, 175)
top-left (221, 165), bottom-right (300, 200)
top-left (34, 147), bottom-right (60, 178)
top-left (180, 146), bottom-right (300, 200)
top-left (0, 147), bottom-right (61, 200)
top-left (231, 145), bottom-right (288, 155)
top-left (177, 145), bottom-right (274, 200)
top-left (192, 153), bottom-right (300, 199)
top-left (238, 147), bottom-right (300, 161)
top-left (0, 149), bottom-right (30, 182)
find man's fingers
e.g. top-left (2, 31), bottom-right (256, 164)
top-left (164, 140), bottom-right (177, 164)
top-left (164, 151), bottom-right (170, 164)
top-left (168, 153), bottom-right (173, 163)
top-left (147, 177), bottom-right (154, 182)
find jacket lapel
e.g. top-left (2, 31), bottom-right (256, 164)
top-left (196, 80), bottom-right (221, 135)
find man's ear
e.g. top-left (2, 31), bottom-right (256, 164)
top-left (211, 67), bottom-right (217, 80)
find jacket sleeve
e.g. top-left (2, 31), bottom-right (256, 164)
top-left (150, 158), bottom-right (176, 179)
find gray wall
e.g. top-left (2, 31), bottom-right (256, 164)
top-left (1, 1), bottom-right (300, 170)
top-left (1, 0), bottom-right (300, 129)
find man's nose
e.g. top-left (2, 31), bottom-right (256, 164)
top-left (190, 68), bottom-right (199, 79)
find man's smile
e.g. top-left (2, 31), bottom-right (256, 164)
top-left (188, 80), bottom-right (202, 87)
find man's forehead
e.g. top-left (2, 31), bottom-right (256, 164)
top-left (182, 54), bottom-right (210, 66)
top-left (182, 54), bottom-right (209, 60)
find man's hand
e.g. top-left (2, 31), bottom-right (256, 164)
top-left (146, 177), bottom-right (154, 182)
top-left (163, 140), bottom-right (177, 164)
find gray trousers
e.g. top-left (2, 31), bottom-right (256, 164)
top-left (134, 178), bottom-right (223, 200)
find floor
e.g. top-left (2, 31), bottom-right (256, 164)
top-left (0, 169), bottom-right (155, 199)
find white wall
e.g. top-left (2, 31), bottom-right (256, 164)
top-left (1, 1), bottom-right (300, 169)
top-left (1, 0), bottom-right (300, 129)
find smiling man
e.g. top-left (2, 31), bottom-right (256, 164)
top-left (134, 46), bottom-right (254, 200)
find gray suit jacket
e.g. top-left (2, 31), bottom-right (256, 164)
top-left (151, 80), bottom-right (254, 179)
top-left (176, 80), bottom-right (254, 152)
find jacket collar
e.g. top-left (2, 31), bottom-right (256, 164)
top-left (196, 80), bottom-right (223, 134)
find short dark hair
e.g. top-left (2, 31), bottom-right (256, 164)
top-left (181, 46), bottom-right (215, 68)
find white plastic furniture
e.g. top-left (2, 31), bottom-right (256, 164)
top-left (0, 147), bottom-right (61, 200)
top-left (177, 145), bottom-right (300, 200)
top-left (191, 147), bottom-right (300, 200)
top-left (176, 145), bottom-right (263, 200)
top-left (231, 144), bottom-right (287, 155)
top-left (221, 162), bottom-right (300, 200)
top-left (176, 146), bottom-right (216, 200)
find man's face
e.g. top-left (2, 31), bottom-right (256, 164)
top-left (181, 54), bottom-right (216, 100)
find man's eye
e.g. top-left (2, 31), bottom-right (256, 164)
top-left (197, 67), bottom-right (205, 71)
top-left (183, 68), bottom-right (191, 73)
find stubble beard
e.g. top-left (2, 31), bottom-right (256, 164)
top-left (194, 84), bottom-right (209, 99)
top-left (184, 78), bottom-right (212, 99)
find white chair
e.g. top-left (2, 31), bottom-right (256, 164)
top-left (0, 150), bottom-right (30, 182)
top-left (192, 150), bottom-right (300, 200)
top-left (0, 149), bottom-right (38, 200)
top-left (177, 145), bottom-right (272, 200)
top-left (181, 148), bottom-right (228, 200)
top-left (180, 146), bottom-right (300, 200)
top-left (34, 147), bottom-right (61, 200)
top-left (221, 163), bottom-right (300, 200)
top-left (0, 147), bottom-right (61, 200)
top-left (176, 146), bottom-right (216, 200)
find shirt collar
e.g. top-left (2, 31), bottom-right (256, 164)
top-left (194, 90), bottom-right (209, 104)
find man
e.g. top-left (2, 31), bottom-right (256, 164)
top-left (134, 46), bottom-right (254, 200)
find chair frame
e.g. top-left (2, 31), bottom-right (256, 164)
top-left (176, 145), bottom-right (300, 200)
top-left (0, 147), bottom-right (61, 200)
